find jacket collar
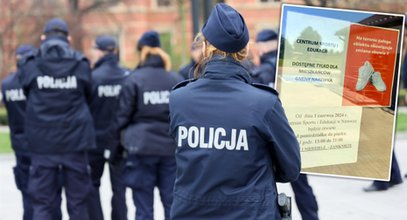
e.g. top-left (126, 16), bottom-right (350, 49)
top-left (201, 55), bottom-right (251, 83)
top-left (139, 55), bottom-right (165, 69)
top-left (94, 53), bottom-right (119, 69)
top-left (39, 36), bottom-right (73, 60)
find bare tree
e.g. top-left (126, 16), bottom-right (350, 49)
top-left (66, 0), bottom-right (123, 50)
top-left (0, 0), bottom-right (31, 78)
top-left (0, 0), bottom-right (124, 79)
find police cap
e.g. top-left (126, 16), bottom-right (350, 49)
top-left (95, 35), bottom-right (118, 52)
top-left (137, 30), bottom-right (161, 49)
top-left (256, 29), bottom-right (278, 42)
top-left (201, 3), bottom-right (249, 53)
top-left (43, 18), bottom-right (69, 34)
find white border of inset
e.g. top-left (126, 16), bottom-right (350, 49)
top-left (275, 4), bottom-right (406, 181)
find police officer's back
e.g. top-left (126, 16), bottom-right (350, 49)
top-left (114, 30), bottom-right (183, 219)
top-left (17, 18), bottom-right (95, 220)
top-left (87, 35), bottom-right (128, 220)
top-left (169, 4), bottom-right (301, 220)
top-left (18, 21), bottom-right (95, 154)
top-left (89, 36), bottom-right (128, 154)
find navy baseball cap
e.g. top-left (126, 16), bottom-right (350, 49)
top-left (256, 29), bottom-right (278, 42)
top-left (95, 35), bottom-right (117, 51)
top-left (202, 3), bottom-right (249, 53)
top-left (16, 44), bottom-right (36, 56)
top-left (137, 31), bottom-right (161, 49)
top-left (43, 18), bottom-right (69, 34)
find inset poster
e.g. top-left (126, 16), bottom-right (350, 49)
top-left (276, 4), bottom-right (405, 180)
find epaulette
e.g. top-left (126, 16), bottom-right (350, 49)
top-left (251, 83), bottom-right (279, 96)
top-left (172, 79), bottom-right (197, 90)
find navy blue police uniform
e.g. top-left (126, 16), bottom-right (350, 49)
top-left (87, 35), bottom-right (129, 220)
top-left (255, 28), bottom-right (320, 220)
top-left (178, 60), bottom-right (195, 80)
top-left (251, 29), bottom-right (278, 87)
top-left (1, 45), bottom-right (35, 220)
top-left (168, 4), bottom-right (301, 219)
top-left (113, 30), bottom-right (183, 220)
top-left (170, 55), bottom-right (300, 220)
top-left (1, 44), bottom-right (63, 220)
top-left (17, 18), bottom-right (95, 220)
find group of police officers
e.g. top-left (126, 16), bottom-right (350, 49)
top-left (2, 3), bottom-right (321, 220)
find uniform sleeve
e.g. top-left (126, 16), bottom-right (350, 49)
top-left (17, 67), bottom-right (29, 97)
top-left (116, 79), bottom-right (138, 130)
top-left (81, 61), bottom-right (93, 104)
top-left (108, 78), bottom-right (138, 149)
top-left (265, 98), bottom-right (301, 183)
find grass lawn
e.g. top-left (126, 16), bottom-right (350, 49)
top-left (0, 132), bottom-right (12, 153)
top-left (396, 113), bottom-right (407, 132)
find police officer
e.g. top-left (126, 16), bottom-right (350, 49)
top-left (87, 35), bottom-right (128, 220)
top-left (178, 33), bottom-right (204, 79)
top-left (252, 29), bottom-right (279, 87)
top-left (2, 44), bottom-right (64, 220)
top-left (168, 3), bottom-right (301, 219)
top-left (255, 28), bottom-right (320, 220)
top-left (113, 30), bottom-right (183, 220)
top-left (2, 45), bottom-right (36, 220)
top-left (17, 18), bottom-right (95, 220)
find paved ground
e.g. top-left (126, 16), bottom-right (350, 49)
top-left (1, 134), bottom-right (406, 220)
top-left (0, 126), bottom-right (9, 133)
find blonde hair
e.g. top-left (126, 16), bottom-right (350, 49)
top-left (193, 33), bottom-right (248, 78)
top-left (139, 46), bottom-right (172, 71)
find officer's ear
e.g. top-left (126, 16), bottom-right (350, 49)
top-left (67, 36), bottom-right (72, 44)
top-left (40, 34), bottom-right (46, 41)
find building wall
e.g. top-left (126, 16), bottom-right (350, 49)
top-left (80, 0), bottom-right (285, 68)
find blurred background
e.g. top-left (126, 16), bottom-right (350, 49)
top-left (0, 0), bottom-right (405, 140)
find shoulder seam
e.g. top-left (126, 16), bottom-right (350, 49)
top-left (172, 79), bottom-right (196, 90)
top-left (251, 83), bottom-right (279, 95)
